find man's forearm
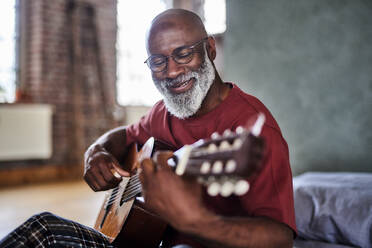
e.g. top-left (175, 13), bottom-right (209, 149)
top-left (88, 126), bottom-right (128, 164)
top-left (181, 213), bottom-right (293, 248)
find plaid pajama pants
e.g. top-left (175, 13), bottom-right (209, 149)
top-left (0, 212), bottom-right (115, 248)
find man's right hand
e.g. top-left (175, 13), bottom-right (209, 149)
top-left (84, 144), bottom-right (130, 191)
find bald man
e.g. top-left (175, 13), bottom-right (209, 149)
top-left (0, 9), bottom-right (296, 248)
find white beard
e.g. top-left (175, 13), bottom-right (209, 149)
top-left (153, 48), bottom-right (216, 119)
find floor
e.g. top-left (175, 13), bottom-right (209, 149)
top-left (0, 180), bottom-right (106, 240)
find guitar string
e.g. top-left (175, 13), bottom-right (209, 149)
top-left (103, 185), bottom-right (123, 207)
top-left (104, 179), bottom-right (133, 207)
top-left (105, 179), bottom-right (142, 206)
top-left (123, 176), bottom-right (141, 192)
top-left (121, 185), bottom-right (142, 203)
top-left (123, 181), bottom-right (142, 193)
top-left (103, 188), bottom-right (118, 208)
top-left (103, 173), bottom-right (140, 203)
top-left (104, 174), bottom-right (142, 206)
top-left (105, 182), bottom-right (141, 206)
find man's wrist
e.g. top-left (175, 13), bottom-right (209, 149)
top-left (178, 207), bottom-right (220, 234)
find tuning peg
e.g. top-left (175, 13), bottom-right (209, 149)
top-left (211, 132), bottom-right (220, 139)
top-left (219, 141), bottom-right (231, 151)
top-left (200, 161), bottom-right (211, 174)
top-left (232, 138), bottom-right (243, 149)
top-left (235, 126), bottom-right (245, 134)
top-left (234, 180), bottom-right (250, 196)
top-left (207, 182), bottom-right (221, 196)
top-left (225, 160), bottom-right (237, 173)
top-left (212, 161), bottom-right (223, 174)
top-left (220, 181), bottom-right (235, 197)
top-left (223, 129), bottom-right (233, 137)
top-left (197, 177), bottom-right (208, 184)
top-left (207, 143), bottom-right (218, 152)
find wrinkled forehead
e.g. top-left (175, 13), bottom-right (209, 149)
top-left (146, 17), bottom-right (206, 55)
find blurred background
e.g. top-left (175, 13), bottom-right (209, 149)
top-left (0, 0), bottom-right (371, 240)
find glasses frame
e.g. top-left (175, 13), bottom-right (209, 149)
top-left (144, 37), bottom-right (209, 73)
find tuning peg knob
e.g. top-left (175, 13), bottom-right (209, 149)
top-left (235, 126), bottom-right (245, 134)
top-left (223, 129), bottom-right (233, 137)
top-left (219, 141), bottom-right (231, 151)
top-left (234, 180), bottom-right (250, 196)
top-left (225, 160), bottom-right (237, 173)
top-left (220, 181), bottom-right (235, 197)
top-left (207, 182), bottom-right (221, 196)
top-left (232, 138), bottom-right (243, 149)
top-left (212, 161), bottom-right (223, 174)
top-left (200, 161), bottom-right (211, 174)
top-left (211, 132), bottom-right (220, 139)
top-left (207, 143), bottom-right (218, 152)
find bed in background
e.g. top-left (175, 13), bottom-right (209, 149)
top-left (292, 172), bottom-right (372, 248)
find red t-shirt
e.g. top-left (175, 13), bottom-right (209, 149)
top-left (126, 83), bottom-right (297, 246)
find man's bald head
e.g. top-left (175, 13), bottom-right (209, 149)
top-left (146, 9), bottom-right (208, 53)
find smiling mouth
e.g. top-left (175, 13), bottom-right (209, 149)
top-left (169, 78), bottom-right (195, 94)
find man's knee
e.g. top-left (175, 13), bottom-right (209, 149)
top-left (29, 211), bottom-right (57, 220)
top-left (36, 211), bottom-right (55, 218)
top-left (25, 211), bottom-right (60, 227)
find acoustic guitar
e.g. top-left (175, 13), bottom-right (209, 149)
top-left (94, 114), bottom-right (265, 247)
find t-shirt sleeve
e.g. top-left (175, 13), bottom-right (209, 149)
top-left (240, 125), bottom-right (297, 235)
top-left (125, 111), bottom-right (153, 147)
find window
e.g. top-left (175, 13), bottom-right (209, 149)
top-left (116, 0), bottom-right (166, 106)
top-left (116, 0), bottom-right (226, 106)
top-left (204, 0), bottom-right (226, 34)
top-left (0, 0), bottom-right (16, 103)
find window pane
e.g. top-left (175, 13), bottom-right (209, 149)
top-left (116, 0), bottom-right (166, 106)
top-left (0, 0), bottom-right (16, 103)
top-left (204, 0), bottom-right (226, 34)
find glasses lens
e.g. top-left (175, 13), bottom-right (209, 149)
top-left (173, 47), bottom-right (194, 64)
top-left (148, 55), bottom-right (166, 72)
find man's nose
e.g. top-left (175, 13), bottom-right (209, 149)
top-left (166, 57), bottom-right (185, 79)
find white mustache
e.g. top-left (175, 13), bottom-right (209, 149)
top-left (159, 71), bottom-right (198, 88)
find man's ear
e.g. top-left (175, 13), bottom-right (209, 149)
top-left (206, 36), bottom-right (217, 61)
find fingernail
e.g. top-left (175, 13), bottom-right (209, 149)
top-left (111, 168), bottom-right (122, 179)
top-left (113, 171), bottom-right (121, 179)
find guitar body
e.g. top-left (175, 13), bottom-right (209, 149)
top-left (94, 138), bottom-right (168, 246)
top-left (93, 177), bottom-right (135, 242)
top-left (94, 178), bottom-right (167, 247)
top-left (113, 198), bottom-right (167, 247)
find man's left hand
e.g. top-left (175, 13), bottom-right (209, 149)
top-left (139, 151), bottom-right (209, 231)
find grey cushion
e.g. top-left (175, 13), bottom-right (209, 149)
top-left (293, 172), bottom-right (372, 248)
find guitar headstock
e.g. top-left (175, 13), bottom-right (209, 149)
top-left (170, 113), bottom-right (266, 197)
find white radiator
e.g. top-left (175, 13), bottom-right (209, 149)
top-left (0, 104), bottom-right (53, 161)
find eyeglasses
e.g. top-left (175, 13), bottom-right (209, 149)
top-left (144, 37), bottom-right (209, 73)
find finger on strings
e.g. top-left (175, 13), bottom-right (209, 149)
top-left (153, 151), bottom-right (174, 170)
top-left (141, 158), bottom-right (155, 175)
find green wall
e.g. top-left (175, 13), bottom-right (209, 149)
top-left (224, 0), bottom-right (372, 175)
